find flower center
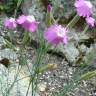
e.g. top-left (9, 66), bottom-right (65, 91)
top-left (57, 29), bottom-right (66, 38)
top-left (27, 16), bottom-right (35, 22)
top-left (10, 18), bottom-right (15, 22)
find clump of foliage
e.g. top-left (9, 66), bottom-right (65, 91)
top-left (0, 0), bottom-right (23, 17)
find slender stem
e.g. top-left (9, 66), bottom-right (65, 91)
top-left (6, 66), bottom-right (9, 96)
top-left (31, 78), bottom-right (35, 96)
top-left (82, 25), bottom-right (89, 34)
top-left (30, 28), bottom-right (50, 96)
top-left (31, 42), bottom-right (47, 96)
top-left (66, 14), bottom-right (80, 29)
top-left (22, 31), bottom-right (30, 47)
top-left (5, 65), bottom-right (22, 95)
top-left (26, 80), bottom-right (32, 96)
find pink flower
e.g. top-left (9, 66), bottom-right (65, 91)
top-left (44, 24), bottom-right (68, 45)
top-left (74, 0), bottom-right (93, 17)
top-left (4, 18), bottom-right (17, 29)
top-left (85, 17), bottom-right (95, 27)
top-left (17, 15), bottom-right (38, 32)
top-left (16, 15), bottom-right (26, 24)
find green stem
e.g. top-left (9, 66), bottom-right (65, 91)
top-left (31, 42), bottom-right (47, 96)
top-left (4, 66), bottom-right (22, 96)
top-left (22, 31), bottom-right (30, 47)
top-left (26, 80), bottom-right (32, 96)
top-left (66, 14), bottom-right (80, 28)
top-left (82, 25), bottom-right (89, 33)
